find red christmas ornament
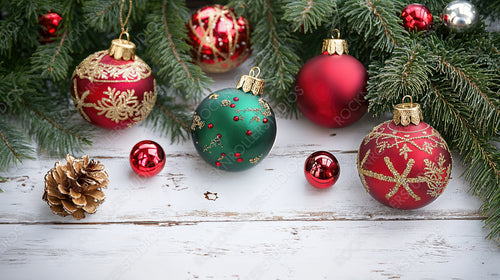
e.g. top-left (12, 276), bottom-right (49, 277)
top-left (186, 4), bottom-right (251, 73)
top-left (357, 96), bottom-right (452, 210)
top-left (130, 140), bottom-right (165, 177)
top-left (304, 151), bottom-right (340, 189)
top-left (71, 38), bottom-right (156, 129)
top-left (295, 29), bottom-right (368, 128)
top-left (401, 4), bottom-right (433, 32)
top-left (38, 12), bottom-right (62, 42)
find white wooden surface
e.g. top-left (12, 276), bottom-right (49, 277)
top-left (1, 61), bottom-right (500, 279)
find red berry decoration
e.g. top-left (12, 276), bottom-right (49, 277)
top-left (186, 4), bottom-right (251, 73)
top-left (295, 29), bottom-right (368, 128)
top-left (357, 96), bottom-right (452, 210)
top-left (38, 12), bottom-right (62, 42)
top-left (401, 4), bottom-right (433, 32)
top-left (304, 151), bottom-right (340, 189)
top-left (130, 140), bottom-right (165, 177)
top-left (71, 37), bottom-right (156, 129)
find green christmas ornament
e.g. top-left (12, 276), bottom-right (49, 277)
top-left (191, 67), bottom-right (277, 171)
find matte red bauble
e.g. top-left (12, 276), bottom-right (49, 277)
top-left (295, 30), bottom-right (368, 128)
top-left (38, 12), bottom-right (62, 42)
top-left (304, 151), bottom-right (340, 189)
top-left (401, 4), bottom-right (433, 32)
top-left (187, 4), bottom-right (251, 73)
top-left (130, 140), bottom-right (166, 177)
top-left (357, 96), bottom-right (452, 210)
top-left (71, 39), bottom-right (156, 130)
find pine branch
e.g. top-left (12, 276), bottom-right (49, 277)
top-left (145, 93), bottom-right (192, 143)
top-left (21, 98), bottom-right (93, 156)
top-left (144, 0), bottom-right (212, 100)
top-left (436, 51), bottom-right (500, 137)
top-left (340, 0), bottom-right (407, 54)
top-left (232, 0), bottom-right (302, 117)
top-left (0, 118), bottom-right (35, 170)
top-left (31, 27), bottom-right (72, 81)
top-left (427, 81), bottom-right (500, 239)
top-left (282, 0), bottom-right (336, 33)
top-left (366, 42), bottom-right (436, 115)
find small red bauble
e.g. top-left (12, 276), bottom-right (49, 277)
top-left (357, 96), bottom-right (452, 210)
top-left (186, 4), bottom-right (251, 73)
top-left (295, 30), bottom-right (368, 128)
top-left (401, 4), bottom-right (433, 32)
top-left (130, 140), bottom-right (165, 177)
top-left (38, 12), bottom-right (62, 42)
top-left (304, 151), bottom-right (340, 189)
top-left (71, 39), bottom-right (156, 130)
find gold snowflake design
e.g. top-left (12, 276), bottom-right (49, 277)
top-left (230, 97), bottom-right (272, 123)
top-left (72, 50), bottom-right (152, 83)
top-left (357, 149), bottom-right (451, 201)
top-left (363, 121), bottom-right (448, 156)
top-left (202, 136), bottom-right (223, 153)
top-left (191, 113), bottom-right (204, 131)
top-left (72, 83), bottom-right (156, 125)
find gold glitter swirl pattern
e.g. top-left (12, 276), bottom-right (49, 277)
top-left (72, 50), bottom-right (152, 83)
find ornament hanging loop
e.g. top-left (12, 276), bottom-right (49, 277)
top-left (119, 30), bottom-right (130, 42)
top-left (393, 95), bottom-right (423, 126)
top-left (330, 29), bottom-right (341, 39)
top-left (237, 66), bottom-right (265, 96)
top-left (249, 66), bottom-right (261, 78)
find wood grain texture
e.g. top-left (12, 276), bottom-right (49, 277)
top-left (1, 221), bottom-right (499, 280)
top-left (0, 58), bottom-right (497, 279)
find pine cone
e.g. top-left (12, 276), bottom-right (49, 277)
top-left (42, 154), bottom-right (108, 219)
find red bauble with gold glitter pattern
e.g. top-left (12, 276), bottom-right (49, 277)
top-left (401, 4), bottom-right (433, 32)
top-left (295, 30), bottom-right (368, 128)
top-left (357, 97), bottom-right (452, 210)
top-left (187, 4), bottom-right (251, 73)
top-left (71, 39), bottom-right (156, 130)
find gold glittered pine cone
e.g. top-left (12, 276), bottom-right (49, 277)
top-left (42, 154), bottom-right (108, 219)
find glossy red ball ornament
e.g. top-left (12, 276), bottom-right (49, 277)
top-left (186, 4), bottom-right (251, 73)
top-left (357, 97), bottom-right (452, 210)
top-left (130, 140), bottom-right (165, 177)
top-left (38, 12), bottom-right (62, 42)
top-left (71, 39), bottom-right (156, 130)
top-left (304, 151), bottom-right (340, 189)
top-left (295, 30), bottom-right (368, 128)
top-left (401, 4), bottom-right (433, 32)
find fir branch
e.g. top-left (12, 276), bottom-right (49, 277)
top-left (232, 0), bottom-right (302, 117)
top-left (145, 93), bottom-right (192, 143)
top-left (437, 55), bottom-right (500, 136)
top-left (21, 98), bottom-right (93, 156)
top-left (282, 0), bottom-right (336, 33)
top-left (340, 0), bottom-right (406, 53)
top-left (0, 118), bottom-right (34, 170)
top-left (144, 0), bottom-right (212, 100)
top-left (366, 43), bottom-right (436, 115)
top-left (427, 82), bottom-right (500, 239)
top-left (30, 27), bottom-right (72, 81)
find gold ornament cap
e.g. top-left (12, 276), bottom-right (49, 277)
top-left (236, 66), bottom-right (265, 96)
top-left (322, 29), bottom-right (348, 55)
top-left (108, 32), bottom-right (136, 61)
top-left (393, 95), bottom-right (423, 126)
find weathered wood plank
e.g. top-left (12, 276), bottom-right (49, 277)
top-left (0, 149), bottom-right (481, 223)
top-left (0, 220), bottom-right (499, 279)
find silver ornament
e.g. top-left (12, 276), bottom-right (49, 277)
top-left (442, 0), bottom-right (478, 32)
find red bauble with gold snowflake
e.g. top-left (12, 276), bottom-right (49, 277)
top-left (186, 4), bottom-right (251, 73)
top-left (357, 96), bottom-right (452, 210)
top-left (71, 38), bottom-right (156, 130)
